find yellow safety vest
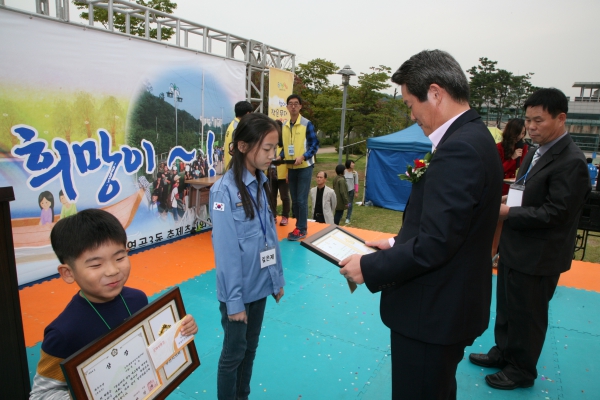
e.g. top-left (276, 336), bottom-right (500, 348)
top-left (282, 115), bottom-right (314, 169)
top-left (276, 146), bottom-right (287, 179)
top-left (224, 118), bottom-right (239, 169)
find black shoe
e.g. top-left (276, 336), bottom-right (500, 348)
top-left (485, 371), bottom-right (534, 390)
top-left (468, 353), bottom-right (506, 369)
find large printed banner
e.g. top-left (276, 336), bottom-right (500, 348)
top-left (0, 8), bottom-right (245, 284)
top-left (268, 67), bottom-right (294, 124)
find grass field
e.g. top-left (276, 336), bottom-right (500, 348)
top-left (276, 149), bottom-right (599, 263)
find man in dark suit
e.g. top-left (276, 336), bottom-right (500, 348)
top-left (339, 50), bottom-right (503, 399)
top-left (469, 88), bottom-right (590, 390)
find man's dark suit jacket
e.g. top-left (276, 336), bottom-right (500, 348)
top-left (361, 109), bottom-right (503, 345)
top-left (500, 134), bottom-right (590, 276)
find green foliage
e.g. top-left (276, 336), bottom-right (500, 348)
top-left (73, 0), bottom-right (177, 40)
top-left (128, 89), bottom-right (207, 157)
top-left (467, 57), bottom-right (537, 125)
top-left (289, 61), bottom-right (412, 156)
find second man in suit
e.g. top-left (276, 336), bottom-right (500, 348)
top-left (469, 88), bottom-right (590, 390)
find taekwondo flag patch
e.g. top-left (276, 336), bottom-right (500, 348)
top-left (213, 202), bottom-right (225, 212)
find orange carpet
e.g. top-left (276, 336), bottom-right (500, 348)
top-left (18, 219), bottom-right (598, 347)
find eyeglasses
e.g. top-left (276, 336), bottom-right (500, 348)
top-left (287, 102), bottom-right (301, 107)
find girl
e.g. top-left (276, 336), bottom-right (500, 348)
top-left (209, 113), bottom-right (285, 400)
top-left (38, 191), bottom-right (55, 225)
top-left (498, 118), bottom-right (528, 195)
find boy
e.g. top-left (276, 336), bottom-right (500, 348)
top-left (30, 209), bottom-right (197, 399)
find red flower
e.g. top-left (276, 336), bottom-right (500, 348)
top-left (414, 160), bottom-right (426, 169)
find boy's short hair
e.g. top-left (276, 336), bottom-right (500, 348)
top-left (51, 209), bottom-right (127, 266)
top-left (335, 164), bottom-right (345, 175)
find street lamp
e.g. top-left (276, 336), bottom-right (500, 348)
top-left (167, 83), bottom-right (183, 146)
top-left (337, 65), bottom-right (356, 164)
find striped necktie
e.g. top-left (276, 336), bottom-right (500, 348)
top-left (528, 149), bottom-right (541, 172)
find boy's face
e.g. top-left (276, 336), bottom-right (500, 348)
top-left (58, 241), bottom-right (131, 303)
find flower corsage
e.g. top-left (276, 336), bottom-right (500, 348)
top-left (398, 152), bottom-right (432, 184)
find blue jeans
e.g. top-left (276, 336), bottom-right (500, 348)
top-left (217, 298), bottom-right (266, 400)
top-left (334, 209), bottom-right (344, 225)
top-left (347, 190), bottom-right (355, 220)
top-left (288, 166), bottom-right (313, 232)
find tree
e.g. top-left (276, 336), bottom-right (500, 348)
top-left (73, 0), bottom-right (177, 40)
top-left (99, 96), bottom-right (125, 147)
top-left (73, 92), bottom-right (96, 139)
top-left (467, 57), bottom-right (498, 125)
top-left (53, 99), bottom-right (74, 143)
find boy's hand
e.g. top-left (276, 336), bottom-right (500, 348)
top-left (180, 314), bottom-right (198, 336)
top-left (229, 310), bottom-right (248, 324)
top-left (272, 287), bottom-right (285, 303)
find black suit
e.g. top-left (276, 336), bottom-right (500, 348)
top-left (490, 133), bottom-right (590, 383)
top-left (361, 109), bottom-right (503, 399)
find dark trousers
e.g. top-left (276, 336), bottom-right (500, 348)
top-left (217, 298), bottom-right (266, 400)
top-left (288, 166), bottom-right (313, 231)
top-left (270, 179), bottom-right (290, 218)
top-left (391, 331), bottom-right (473, 400)
top-left (334, 210), bottom-right (344, 225)
top-left (489, 259), bottom-right (560, 383)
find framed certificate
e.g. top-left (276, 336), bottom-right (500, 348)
top-left (301, 225), bottom-right (378, 293)
top-left (61, 287), bottom-right (200, 400)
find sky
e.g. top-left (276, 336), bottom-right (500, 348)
top-left (5, 0), bottom-right (600, 99)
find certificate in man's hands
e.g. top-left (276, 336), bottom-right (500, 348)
top-left (301, 225), bottom-right (378, 293)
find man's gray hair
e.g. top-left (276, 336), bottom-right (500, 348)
top-left (391, 50), bottom-right (470, 104)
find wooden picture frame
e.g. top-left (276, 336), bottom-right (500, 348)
top-left (300, 225), bottom-right (378, 293)
top-left (61, 287), bottom-right (200, 400)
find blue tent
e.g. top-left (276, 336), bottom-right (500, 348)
top-left (365, 124), bottom-right (432, 211)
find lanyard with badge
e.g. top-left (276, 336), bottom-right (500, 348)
top-left (248, 185), bottom-right (277, 269)
top-left (506, 167), bottom-right (534, 207)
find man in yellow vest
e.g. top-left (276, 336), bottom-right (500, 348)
top-left (280, 94), bottom-right (320, 240)
top-left (224, 101), bottom-right (253, 169)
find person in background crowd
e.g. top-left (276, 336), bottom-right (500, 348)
top-left (333, 164), bottom-right (349, 225)
top-left (280, 94), bottom-right (320, 240)
top-left (491, 118), bottom-right (528, 262)
top-left (210, 113), bottom-right (285, 400)
top-left (470, 88), bottom-right (590, 391)
top-left (344, 160), bottom-right (359, 224)
top-left (498, 118), bottom-right (528, 196)
top-left (270, 120), bottom-right (291, 226)
top-left (309, 171), bottom-right (336, 224)
top-left (224, 101), bottom-right (253, 169)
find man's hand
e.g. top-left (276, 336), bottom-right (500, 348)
top-left (294, 155), bottom-right (305, 165)
top-left (339, 254), bottom-right (365, 284)
top-left (499, 204), bottom-right (510, 220)
top-left (365, 238), bottom-right (392, 250)
top-left (272, 287), bottom-right (285, 303)
top-left (228, 310), bottom-right (248, 324)
top-left (180, 314), bottom-right (198, 336)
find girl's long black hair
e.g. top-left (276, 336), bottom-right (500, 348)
top-left (230, 113), bottom-right (280, 219)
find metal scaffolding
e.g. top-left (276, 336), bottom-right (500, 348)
top-left (2, 0), bottom-right (295, 112)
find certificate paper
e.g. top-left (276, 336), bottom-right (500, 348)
top-left (82, 327), bottom-right (160, 400)
top-left (301, 226), bottom-right (379, 293)
top-left (61, 287), bottom-right (199, 400)
top-left (312, 229), bottom-right (377, 260)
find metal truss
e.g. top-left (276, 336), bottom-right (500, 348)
top-left (2, 0), bottom-right (295, 112)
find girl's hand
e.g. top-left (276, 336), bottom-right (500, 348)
top-left (272, 287), bottom-right (285, 303)
top-left (228, 310), bottom-right (248, 324)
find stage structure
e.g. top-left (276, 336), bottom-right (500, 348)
top-left (1, 0), bottom-right (295, 112)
